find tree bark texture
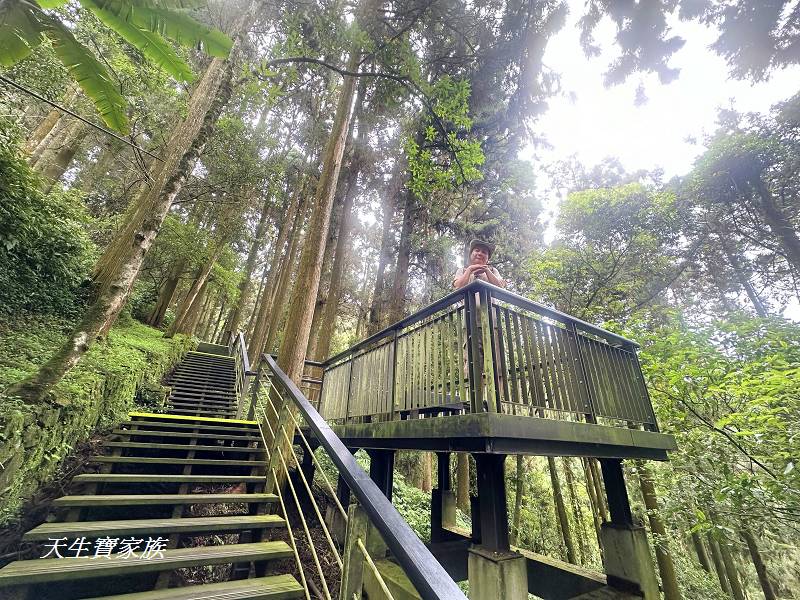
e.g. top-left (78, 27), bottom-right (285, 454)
top-left (718, 538), bottom-right (745, 600)
top-left (741, 529), bottom-right (777, 600)
top-left (707, 534), bottom-right (732, 596)
top-left (388, 189), bottom-right (414, 323)
top-left (548, 456), bottom-right (577, 564)
top-left (754, 177), bottom-right (800, 274)
top-left (456, 453), bottom-right (470, 513)
top-left (276, 48), bottom-right (360, 384)
top-left (511, 455), bottom-right (524, 545)
top-left (312, 158), bottom-right (359, 360)
top-left (263, 196), bottom-right (308, 355)
top-left (366, 163), bottom-right (403, 334)
top-left (691, 531), bottom-right (712, 573)
top-left (718, 235), bottom-right (769, 317)
top-left (636, 461), bottom-right (681, 600)
top-left (225, 197), bottom-right (272, 341)
top-left (147, 259), bottom-right (185, 327)
top-left (248, 189), bottom-right (302, 363)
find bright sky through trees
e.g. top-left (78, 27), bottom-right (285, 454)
top-left (526, 3), bottom-right (800, 178)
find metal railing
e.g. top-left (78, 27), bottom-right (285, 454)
top-left (249, 353), bottom-right (467, 600)
top-left (230, 331), bottom-right (253, 418)
top-left (319, 280), bottom-right (657, 430)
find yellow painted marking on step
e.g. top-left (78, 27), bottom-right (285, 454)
top-left (128, 412), bottom-right (258, 425)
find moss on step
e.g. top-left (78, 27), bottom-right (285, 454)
top-left (0, 318), bottom-right (194, 525)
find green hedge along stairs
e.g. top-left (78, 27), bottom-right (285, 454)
top-left (0, 343), bottom-right (304, 599)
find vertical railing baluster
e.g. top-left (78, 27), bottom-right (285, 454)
top-left (571, 323), bottom-right (597, 423)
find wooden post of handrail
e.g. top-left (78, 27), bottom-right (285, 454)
top-left (388, 330), bottom-right (397, 421)
top-left (481, 288), bottom-right (501, 413)
top-left (464, 289), bottom-right (481, 413)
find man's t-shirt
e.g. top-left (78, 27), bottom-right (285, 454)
top-left (453, 265), bottom-right (504, 287)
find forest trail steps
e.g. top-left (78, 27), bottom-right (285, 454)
top-left (0, 349), bottom-right (303, 600)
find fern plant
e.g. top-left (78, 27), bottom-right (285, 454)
top-left (0, 0), bottom-right (233, 133)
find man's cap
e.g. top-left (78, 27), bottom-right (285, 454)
top-left (469, 239), bottom-right (495, 257)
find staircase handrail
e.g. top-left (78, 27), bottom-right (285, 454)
top-left (261, 353), bottom-right (467, 600)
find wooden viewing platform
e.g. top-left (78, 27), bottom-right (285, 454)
top-left (296, 280), bottom-right (676, 461)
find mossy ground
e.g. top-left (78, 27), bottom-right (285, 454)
top-left (0, 316), bottom-right (193, 525)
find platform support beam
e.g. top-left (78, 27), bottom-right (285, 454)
top-left (368, 449), bottom-right (395, 501)
top-left (599, 458), bottom-right (660, 598)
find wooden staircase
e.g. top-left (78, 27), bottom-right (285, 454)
top-left (0, 350), bottom-right (303, 600)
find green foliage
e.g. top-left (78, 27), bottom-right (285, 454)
top-left (0, 316), bottom-right (192, 523)
top-left (0, 120), bottom-right (97, 317)
top-left (406, 76), bottom-right (485, 199)
top-left (0, 0), bottom-right (232, 132)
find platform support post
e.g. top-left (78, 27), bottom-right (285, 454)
top-left (473, 453), bottom-right (509, 551)
top-left (468, 546), bottom-right (528, 600)
top-left (432, 452), bottom-right (459, 543)
top-left (367, 449), bottom-right (395, 501)
top-left (325, 472), bottom-right (351, 544)
top-left (599, 458), bottom-right (660, 598)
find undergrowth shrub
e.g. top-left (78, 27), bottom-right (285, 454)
top-left (0, 118), bottom-right (96, 317)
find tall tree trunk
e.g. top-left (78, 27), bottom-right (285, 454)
top-left (548, 456), bottom-right (577, 564)
top-left (212, 296), bottom-right (228, 343)
top-left (582, 458), bottom-right (604, 553)
top-left (263, 196), bottom-right (308, 355)
top-left (183, 279), bottom-right (210, 336)
top-left (741, 529), bottom-right (777, 600)
top-left (636, 461), bottom-right (681, 599)
top-left (268, 48), bottom-right (360, 492)
top-left (718, 538), bottom-right (745, 600)
top-left (26, 108), bottom-right (61, 155)
top-left (40, 121), bottom-right (88, 191)
top-left (589, 459), bottom-right (609, 522)
top-left (754, 177), bottom-right (800, 275)
top-left (691, 531), bottom-right (713, 573)
top-left (511, 455), bottom-right (524, 545)
top-left (247, 263), bottom-right (269, 340)
top-left (312, 159), bottom-right (359, 360)
top-left (248, 190), bottom-right (301, 362)
top-left (388, 189), bottom-right (414, 323)
top-left (200, 291), bottom-right (217, 340)
top-left (456, 453), bottom-right (470, 513)
top-left (421, 452), bottom-right (432, 492)
top-left (564, 458), bottom-right (588, 565)
top-left (9, 46), bottom-right (240, 400)
top-left (225, 197), bottom-right (272, 341)
top-left (707, 534), bottom-right (732, 596)
top-left (275, 48), bottom-right (359, 383)
top-left (168, 246), bottom-right (222, 337)
top-left (366, 165), bottom-right (403, 334)
top-left (718, 236), bottom-right (769, 317)
top-left (147, 260), bottom-right (185, 327)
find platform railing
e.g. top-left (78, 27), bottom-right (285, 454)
top-left (319, 280), bottom-right (658, 430)
top-left (251, 354), bottom-right (467, 600)
top-left (230, 331), bottom-right (252, 419)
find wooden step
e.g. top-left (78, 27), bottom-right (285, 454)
top-left (86, 574), bottom-right (303, 599)
top-left (91, 456), bottom-right (266, 467)
top-left (0, 541), bottom-right (292, 586)
top-left (105, 442), bottom-right (261, 453)
top-left (73, 474), bottom-right (265, 484)
top-left (53, 493), bottom-right (277, 508)
top-left (119, 421), bottom-right (258, 433)
top-left (167, 398), bottom-right (236, 405)
top-left (169, 389), bottom-right (236, 398)
top-left (128, 412), bottom-right (257, 427)
top-left (167, 409), bottom-right (237, 418)
top-left (113, 429), bottom-right (260, 442)
top-left (167, 402), bottom-right (237, 412)
top-left (24, 514), bottom-right (284, 540)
